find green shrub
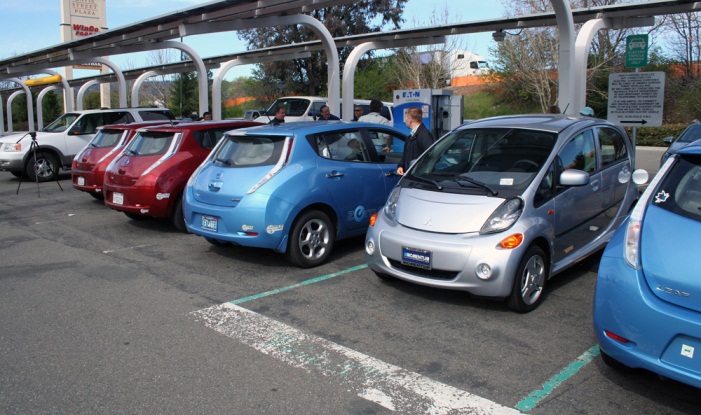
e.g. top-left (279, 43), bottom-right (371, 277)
top-left (625, 124), bottom-right (689, 147)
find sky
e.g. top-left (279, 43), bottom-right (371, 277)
top-left (0, 0), bottom-right (504, 79)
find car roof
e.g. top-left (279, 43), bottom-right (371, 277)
top-left (98, 120), bottom-right (178, 131)
top-left (454, 114), bottom-right (606, 134)
top-left (140, 120), bottom-right (262, 132)
top-left (226, 121), bottom-right (404, 136)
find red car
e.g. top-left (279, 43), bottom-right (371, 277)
top-left (103, 120), bottom-right (261, 232)
top-left (72, 121), bottom-right (176, 199)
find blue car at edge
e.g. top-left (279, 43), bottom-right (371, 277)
top-left (183, 121), bottom-right (407, 267)
top-left (594, 139), bottom-right (701, 388)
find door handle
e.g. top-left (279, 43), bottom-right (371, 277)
top-left (326, 172), bottom-right (344, 178)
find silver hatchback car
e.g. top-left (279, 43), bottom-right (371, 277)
top-left (365, 115), bottom-right (647, 312)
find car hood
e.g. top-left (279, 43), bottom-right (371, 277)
top-left (396, 188), bottom-right (504, 234)
top-left (0, 132), bottom-right (34, 144)
top-left (641, 205), bottom-right (701, 312)
top-left (190, 162), bottom-right (272, 207)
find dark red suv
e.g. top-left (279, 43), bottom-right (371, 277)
top-left (103, 120), bottom-right (261, 231)
top-left (72, 121), bottom-right (175, 199)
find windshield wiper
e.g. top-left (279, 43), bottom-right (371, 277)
top-left (408, 173), bottom-right (443, 190)
top-left (455, 174), bottom-right (498, 196)
top-left (215, 158), bottom-right (232, 166)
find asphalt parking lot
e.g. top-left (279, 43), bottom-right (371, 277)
top-left (1, 146), bottom-right (698, 414)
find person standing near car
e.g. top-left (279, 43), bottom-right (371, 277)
top-left (397, 107), bottom-right (435, 175)
top-left (358, 99), bottom-right (391, 126)
top-left (352, 105), bottom-right (364, 121)
top-left (269, 106), bottom-right (285, 125)
top-left (317, 105), bottom-right (340, 121)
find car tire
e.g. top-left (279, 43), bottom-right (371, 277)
top-left (506, 245), bottom-right (548, 313)
top-left (171, 195), bottom-right (187, 233)
top-left (123, 212), bottom-right (146, 221)
top-left (204, 237), bottom-right (230, 247)
top-left (599, 348), bottom-right (632, 372)
top-left (285, 210), bottom-right (335, 268)
top-left (10, 171), bottom-right (23, 178)
top-left (26, 152), bottom-right (59, 182)
top-left (89, 192), bottom-right (104, 200)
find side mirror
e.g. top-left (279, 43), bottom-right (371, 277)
top-left (662, 135), bottom-right (674, 145)
top-left (559, 169), bottom-right (590, 186)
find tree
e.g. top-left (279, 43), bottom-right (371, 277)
top-left (168, 72), bottom-right (200, 118)
top-left (140, 49), bottom-right (177, 107)
top-left (353, 56), bottom-right (396, 101)
top-left (42, 90), bottom-right (62, 124)
top-left (239, 1), bottom-right (408, 97)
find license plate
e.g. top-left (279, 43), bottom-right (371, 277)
top-left (201, 215), bottom-right (218, 232)
top-left (401, 247), bottom-right (432, 270)
top-left (77, 176), bottom-right (85, 186)
top-left (113, 192), bottom-right (124, 205)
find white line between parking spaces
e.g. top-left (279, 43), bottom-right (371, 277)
top-left (102, 243), bottom-right (157, 254)
top-left (193, 303), bottom-right (522, 415)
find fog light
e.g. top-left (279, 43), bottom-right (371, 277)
top-left (366, 238), bottom-right (375, 255)
top-left (476, 263), bottom-right (492, 280)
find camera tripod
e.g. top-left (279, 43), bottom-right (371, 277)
top-left (16, 132), bottom-right (63, 197)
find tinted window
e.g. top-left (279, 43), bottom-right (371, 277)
top-left (597, 127), bottom-right (628, 167)
top-left (44, 113), bottom-right (79, 132)
top-left (213, 135), bottom-right (285, 167)
top-left (139, 110), bottom-right (174, 121)
top-left (558, 129), bottom-right (596, 173)
top-left (103, 112), bottom-right (133, 125)
top-left (316, 131), bottom-right (369, 162)
top-left (192, 127), bottom-right (234, 150)
top-left (652, 155), bottom-right (701, 221)
top-left (676, 124), bottom-right (701, 144)
top-left (267, 98), bottom-right (310, 117)
top-left (125, 132), bottom-right (175, 156)
top-left (73, 113), bottom-right (102, 134)
top-left (368, 129), bottom-right (405, 164)
top-left (89, 129), bottom-right (124, 148)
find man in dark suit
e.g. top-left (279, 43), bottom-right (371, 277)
top-left (268, 106), bottom-right (285, 125)
top-left (397, 107), bottom-right (435, 175)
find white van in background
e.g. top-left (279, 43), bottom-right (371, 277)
top-left (262, 96), bottom-right (393, 123)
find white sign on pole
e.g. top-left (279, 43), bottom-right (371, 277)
top-left (607, 72), bottom-right (665, 127)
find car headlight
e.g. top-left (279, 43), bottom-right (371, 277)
top-left (1, 143), bottom-right (21, 152)
top-left (480, 197), bottom-right (523, 234)
top-left (383, 187), bottom-right (401, 222)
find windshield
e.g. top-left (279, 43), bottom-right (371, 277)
top-left (676, 125), bottom-right (701, 144)
top-left (124, 131), bottom-right (175, 156)
top-left (43, 113), bottom-right (79, 133)
top-left (408, 128), bottom-right (556, 196)
top-left (212, 135), bottom-right (286, 167)
top-left (266, 98), bottom-right (311, 117)
top-left (88, 129), bottom-right (125, 148)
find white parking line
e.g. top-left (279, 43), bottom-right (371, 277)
top-left (193, 303), bottom-right (522, 414)
top-left (102, 243), bottom-right (157, 254)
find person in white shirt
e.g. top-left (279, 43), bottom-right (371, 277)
top-left (358, 100), bottom-right (391, 126)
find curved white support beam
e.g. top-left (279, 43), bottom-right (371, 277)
top-left (342, 43), bottom-right (377, 121)
top-left (71, 41), bottom-right (210, 116)
top-left (76, 80), bottom-right (100, 111)
top-left (574, 19), bottom-right (610, 115)
top-left (69, 57), bottom-right (127, 108)
top-left (131, 70), bottom-right (164, 108)
top-left (37, 85), bottom-right (61, 129)
top-left (0, 96), bottom-right (4, 135)
top-left (550, 0), bottom-right (575, 114)
top-left (181, 14), bottom-right (340, 115)
top-left (211, 50), bottom-right (312, 120)
top-left (5, 78), bottom-right (35, 132)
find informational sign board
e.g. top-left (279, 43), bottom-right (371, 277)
top-left (61, 0), bottom-right (108, 70)
top-left (625, 34), bottom-right (649, 69)
top-left (607, 72), bottom-right (665, 127)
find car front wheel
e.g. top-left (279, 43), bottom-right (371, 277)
top-left (507, 245), bottom-right (548, 313)
top-left (26, 152), bottom-right (59, 182)
top-left (285, 210), bottom-right (335, 268)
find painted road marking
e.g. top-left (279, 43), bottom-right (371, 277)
top-left (193, 303), bottom-right (522, 415)
top-left (102, 243), bottom-right (157, 254)
top-left (515, 345), bottom-right (600, 411)
top-left (231, 264), bottom-right (367, 304)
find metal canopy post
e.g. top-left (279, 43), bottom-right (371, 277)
top-left (37, 86), bottom-right (61, 129)
top-left (66, 56), bottom-right (127, 108)
top-left (4, 78), bottom-right (35, 132)
top-left (76, 80), bottom-right (100, 111)
top-left (551, 0), bottom-right (575, 114)
top-left (131, 70), bottom-right (165, 108)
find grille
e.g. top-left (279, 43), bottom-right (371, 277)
top-left (388, 259), bottom-right (457, 280)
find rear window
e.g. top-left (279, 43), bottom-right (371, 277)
top-left (103, 112), bottom-right (134, 125)
top-left (125, 131), bottom-right (175, 156)
top-left (653, 155), bottom-right (701, 221)
top-left (139, 110), bottom-right (175, 121)
top-left (89, 129), bottom-right (124, 148)
top-left (267, 98), bottom-right (311, 117)
top-left (212, 135), bottom-right (285, 167)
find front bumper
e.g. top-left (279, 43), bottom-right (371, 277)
top-left (0, 157), bottom-right (24, 172)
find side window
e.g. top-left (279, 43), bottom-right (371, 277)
top-left (139, 110), bottom-right (173, 121)
top-left (557, 129), bottom-right (597, 173)
top-left (72, 114), bottom-right (102, 134)
top-left (103, 112), bottom-right (133, 125)
top-left (316, 131), bottom-right (368, 162)
top-left (309, 101), bottom-right (326, 118)
top-left (597, 127), bottom-right (628, 168)
top-left (194, 128), bottom-right (230, 149)
top-left (534, 162), bottom-right (556, 207)
top-left (368, 129), bottom-right (405, 164)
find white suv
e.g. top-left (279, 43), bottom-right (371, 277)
top-left (0, 107), bottom-right (174, 181)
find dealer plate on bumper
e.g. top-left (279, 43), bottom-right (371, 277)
top-left (201, 215), bottom-right (218, 232)
top-left (401, 246), bottom-right (432, 270)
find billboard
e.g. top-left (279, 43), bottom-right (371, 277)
top-left (61, 0), bottom-right (108, 70)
